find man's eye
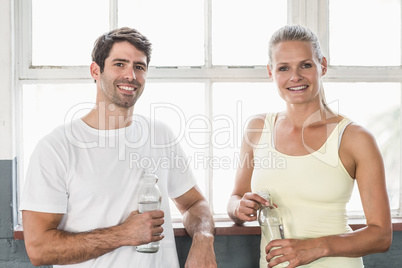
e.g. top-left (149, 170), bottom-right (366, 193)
top-left (115, 63), bottom-right (124, 67)
top-left (136, 66), bottom-right (145, 70)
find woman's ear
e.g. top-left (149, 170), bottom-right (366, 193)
top-left (90, 62), bottom-right (101, 81)
top-left (267, 65), bottom-right (273, 79)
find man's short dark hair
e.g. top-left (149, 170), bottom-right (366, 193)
top-left (92, 27), bottom-right (152, 73)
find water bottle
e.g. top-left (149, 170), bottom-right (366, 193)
top-left (136, 173), bottom-right (162, 253)
top-left (257, 190), bottom-right (288, 268)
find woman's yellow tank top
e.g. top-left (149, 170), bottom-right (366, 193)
top-left (251, 113), bottom-right (364, 268)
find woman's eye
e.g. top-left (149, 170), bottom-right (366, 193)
top-left (302, 63), bottom-right (312, 68)
top-left (278, 66), bottom-right (288, 71)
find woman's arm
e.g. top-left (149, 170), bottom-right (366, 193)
top-left (227, 115), bottom-right (269, 225)
top-left (321, 124), bottom-right (392, 255)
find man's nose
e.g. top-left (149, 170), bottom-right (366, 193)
top-left (125, 67), bottom-right (136, 80)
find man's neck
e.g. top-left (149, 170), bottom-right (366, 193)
top-left (81, 103), bottom-right (135, 130)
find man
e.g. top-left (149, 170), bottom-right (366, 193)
top-left (21, 27), bottom-right (217, 268)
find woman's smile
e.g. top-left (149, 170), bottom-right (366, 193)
top-left (287, 85), bottom-right (308, 91)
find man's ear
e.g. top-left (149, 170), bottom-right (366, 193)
top-left (90, 62), bottom-right (101, 81)
top-left (321, 57), bottom-right (328, 76)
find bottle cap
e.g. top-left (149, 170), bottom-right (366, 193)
top-left (143, 173), bottom-right (158, 179)
top-left (256, 189), bottom-right (270, 200)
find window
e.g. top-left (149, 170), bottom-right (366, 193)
top-left (327, 0), bottom-right (401, 216)
top-left (17, 0), bottom-right (401, 223)
top-left (329, 0), bottom-right (401, 66)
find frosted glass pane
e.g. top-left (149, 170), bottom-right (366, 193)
top-left (32, 0), bottom-right (109, 66)
top-left (135, 83), bottom-right (206, 197)
top-left (22, 83), bottom-right (96, 182)
top-left (212, 0), bottom-right (287, 66)
top-left (212, 82), bottom-right (284, 214)
top-left (325, 83), bottom-right (400, 212)
top-left (329, 0), bottom-right (401, 66)
top-left (119, 0), bottom-right (204, 66)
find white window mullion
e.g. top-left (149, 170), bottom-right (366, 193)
top-left (205, 0), bottom-right (212, 68)
top-left (400, 82), bottom-right (402, 216)
top-left (287, 0), bottom-right (294, 24)
top-left (288, 0), bottom-right (304, 25)
top-left (21, 66), bottom-right (91, 81)
top-left (323, 67), bottom-right (402, 83)
top-left (316, 0), bottom-right (329, 60)
top-left (109, 0), bottom-right (118, 30)
top-left (305, 0), bottom-right (319, 30)
top-left (399, 0), bottom-right (402, 217)
top-left (205, 80), bottom-right (213, 212)
top-left (19, 0), bottom-right (32, 79)
top-left (287, 0), bottom-right (329, 60)
top-left (205, 0), bottom-right (213, 211)
top-left (400, 2), bottom-right (402, 216)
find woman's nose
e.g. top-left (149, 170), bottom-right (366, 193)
top-left (290, 70), bottom-right (302, 82)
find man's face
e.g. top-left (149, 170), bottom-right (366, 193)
top-left (95, 41), bottom-right (148, 109)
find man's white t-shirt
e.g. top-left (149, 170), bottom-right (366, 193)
top-left (20, 116), bottom-right (197, 268)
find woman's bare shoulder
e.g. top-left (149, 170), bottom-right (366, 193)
top-left (342, 122), bottom-right (379, 154)
top-left (246, 113), bottom-right (267, 130)
top-left (242, 113), bottom-right (269, 150)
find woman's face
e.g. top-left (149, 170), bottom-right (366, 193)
top-left (268, 41), bottom-right (327, 106)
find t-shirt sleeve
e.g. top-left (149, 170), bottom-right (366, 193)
top-left (156, 123), bottom-right (197, 199)
top-left (20, 134), bottom-right (68, 213)
top-left (167, 141), bottom-right (197, 199)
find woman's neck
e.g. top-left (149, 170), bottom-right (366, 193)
top-left (281, 102), bottom-right (338, 128)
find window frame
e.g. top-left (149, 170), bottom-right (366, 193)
top-left (16, 0), bottom-right (402, 224)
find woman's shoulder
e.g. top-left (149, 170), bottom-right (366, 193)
top-left (341, 121), bottom-right (379, 154)
top-left (246, 112), bottom-right (278, 130)
top-left (343, 121), bottom-right (374, 139)
top-left (243, 113), bottom-right (277, 148)
top-left (247, 113), bottom-right (267, 129)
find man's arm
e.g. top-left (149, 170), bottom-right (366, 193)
top-left (173, 186), bottom-right (217, 268)
top-left (22, 209), bottom-right (164, 266)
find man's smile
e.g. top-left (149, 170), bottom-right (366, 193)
top-left (117, 85), bottom-right (136, 91)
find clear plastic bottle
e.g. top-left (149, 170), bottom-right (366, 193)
top-left (136, 173), bottom-right (162, 253)
top-left (257, 190), bottom-right (288, 268)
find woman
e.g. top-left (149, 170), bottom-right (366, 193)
top-left (227, 25), bottom-right (392, 268)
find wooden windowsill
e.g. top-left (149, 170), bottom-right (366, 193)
top-left (14, 218), bottom-right (402, 240)
top-left (173, 218), bottom-right (402, 236)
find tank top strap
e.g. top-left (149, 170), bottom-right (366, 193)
top-left (253, 113), bottom-right (278, 151)
top-left (337, 118), bottom-right (353, 149)
top-left (266, 113), bottom-right (277, 149)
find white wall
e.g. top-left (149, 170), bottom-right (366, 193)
top-left (0, 0), bottom-right (15, 160)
